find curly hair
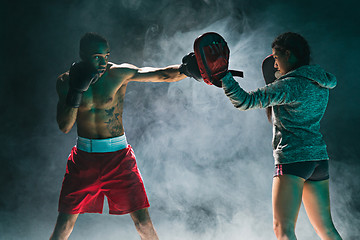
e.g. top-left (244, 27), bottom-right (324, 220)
top-left (271, 32), bottom-right (311, 68)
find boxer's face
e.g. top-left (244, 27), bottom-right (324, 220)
top-left (272, 48), bottom-right (295, 75)
top-left (81, 41), bottom-right (110, 77)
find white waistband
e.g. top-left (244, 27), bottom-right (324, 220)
top-left (76, 134), bottom-right (128, 153)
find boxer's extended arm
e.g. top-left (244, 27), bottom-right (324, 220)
top-left (221, 72), bottom-right (300, 110)
top-left (56, 75), bottom-right (78, 133)
top-left (123, 64), bottom-right (186, 83)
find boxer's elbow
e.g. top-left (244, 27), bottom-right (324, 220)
top-left (56, 106), bottom-right (76, 133)
top-left (60, 126), bottom-right (72, 134)
top-left (58, 123), bottom-right (72, 134)
top-left (57, 118), bottom-right (73, 134)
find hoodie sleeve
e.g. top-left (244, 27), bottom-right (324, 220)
top-left (221, 72), bottom-right (299, 110)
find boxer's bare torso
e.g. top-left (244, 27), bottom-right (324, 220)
top-left (57, 63), bottom-right (129, 138)
top-left (57, 56), bottom-right (185, 139)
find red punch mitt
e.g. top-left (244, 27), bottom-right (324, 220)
top-left (262, 55), bottom-right (278, 85)
top-left (194, 32), bottom-right (243, 87)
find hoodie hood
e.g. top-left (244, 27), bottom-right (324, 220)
top-left (280, 65), bottom-right (337, 89)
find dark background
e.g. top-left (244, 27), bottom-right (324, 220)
top-left (1, 0), bottom-right (359, 239)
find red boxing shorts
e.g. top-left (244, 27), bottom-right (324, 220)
top-left (58, 135), bottom-right (150, 215)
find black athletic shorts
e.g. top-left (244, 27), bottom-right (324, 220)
top-left (274, 160), bottom-right (329, 181)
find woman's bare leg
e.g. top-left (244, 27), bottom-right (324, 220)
top-left (272, 175), bottom-right (305, 240)
top-left (302, 180), bottom-right (342, 240)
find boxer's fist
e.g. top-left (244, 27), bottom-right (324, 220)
top-left (69, 61), bottom-right (99, 92)
top-left (179, 52), bottom-right (202, 81)
top-left (66, 61), bottom-right (99, 107)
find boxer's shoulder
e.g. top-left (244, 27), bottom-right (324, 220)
top-left (108, 62), bottom-right (138, 72)
top-left (106, 62), bottom-right (138, 80)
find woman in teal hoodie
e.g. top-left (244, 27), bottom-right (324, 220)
top-left (221, 32), bottom-right (342, 240)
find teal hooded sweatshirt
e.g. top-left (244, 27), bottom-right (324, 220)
top-left (221, 65), bottom-right (337, 164)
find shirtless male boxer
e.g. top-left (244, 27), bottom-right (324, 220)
top-left (50, 32), bottom-right (192, 240)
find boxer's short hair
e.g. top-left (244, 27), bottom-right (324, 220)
top-left (80, 32), bottom-right (109, 54)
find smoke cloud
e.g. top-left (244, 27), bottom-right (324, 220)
top-left (1, 0), bottom-right (359, 239)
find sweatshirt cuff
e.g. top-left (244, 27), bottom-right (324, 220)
top-left (221, 72), bottom-right (237, 90)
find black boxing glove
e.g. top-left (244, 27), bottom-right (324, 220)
top-left (179, 52), bottom-right (202, 81)
top-left (262, 55), bottom-right (277, 85)
top-left (66, 61), bottom-right (99, 108)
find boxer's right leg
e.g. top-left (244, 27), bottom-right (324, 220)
top-left (130, 208), bottom-right (159, 240)
top-left (50, 213), bottom-right (79, 240)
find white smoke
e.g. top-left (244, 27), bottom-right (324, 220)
top-left (2, 0), bottom-right (359, 239)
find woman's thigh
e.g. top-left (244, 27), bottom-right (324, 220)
top-left (302, 180), bottom-right (341, 239)
top-left (272, 174), bottom-right (305, 228)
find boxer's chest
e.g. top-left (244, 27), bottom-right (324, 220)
top-left (81, 79), bottom-right (123, 110)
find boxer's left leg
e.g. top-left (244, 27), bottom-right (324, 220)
top-left (130, 208), bottom-right (159, 240)
top-left (49, 212), bottom-right (79, 240)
